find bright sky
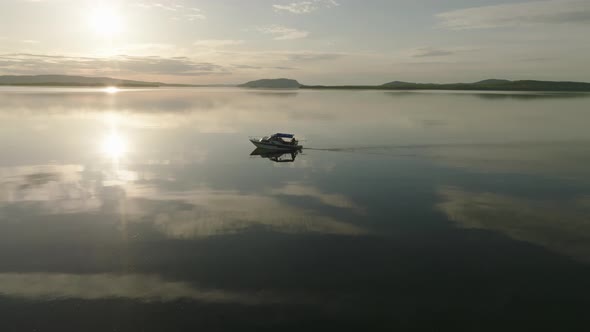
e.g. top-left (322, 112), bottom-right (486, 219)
top-left (0, 0), bottom-right (589, 84)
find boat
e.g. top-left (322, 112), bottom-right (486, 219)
top-left (250, 147), bottom-right (299, 163)
top-left (249, 133), bottom-right (302, 150)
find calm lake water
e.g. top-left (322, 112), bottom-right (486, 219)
top-left (1, 87), bottom-right (590, 330)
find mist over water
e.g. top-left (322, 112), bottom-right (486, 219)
top-left (1, 87), bottom-right (590, 330)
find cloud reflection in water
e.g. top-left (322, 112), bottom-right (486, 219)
top-left (0, 163), bottom-right (366, 238)
top-left (0, 272), bottom-right (285, 305)
top-left (437, 186), bottom-right (590, 262)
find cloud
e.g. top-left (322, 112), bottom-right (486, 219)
top-left (114, 56), bottom-right (223, 76)
top-left (257, 25), bottom-right (309, 40)
top-left (114, 43), bottom-right (177, 55)
top-left (185, 8), bottom-right (206, 21)
top-left (412, 47), bottom-right (454, 58)
top-left (193, 39), bottom-right (244, 48)
top-left (285, 52), bottom-right (344, 61)
top-left (0, 53), bottom-right (229, 77)
top-left (273, 0), bottom-right (340, 14)
top-left (517, 57), bottom-right (555, 62)
top-left (135, 2), bottom-right (206, 20)
top-left (0, 272), bottom-right (284, 305)
top-left (232, 64), bottom-right (297, 70)
top-left (157, 3), bottom-right (178, 11)
top-left (232, 64), bottom-right (264, 69)
top-left (21, 40), bottom-right (40, 44)
top-left (134, 2), bottom-right (181, 11)
top-left (437, 0), bottom-right (590, 30)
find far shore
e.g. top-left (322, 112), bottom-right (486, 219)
top-left (3, 84), bottom-right (590, 93)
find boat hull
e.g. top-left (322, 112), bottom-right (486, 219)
top-left (250, 139), bottom-right (301, 150)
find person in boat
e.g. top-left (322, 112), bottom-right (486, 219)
top-left (268, 133), bottom-right (298, 146)
top-left (270, 135), bottom-right (287, 144)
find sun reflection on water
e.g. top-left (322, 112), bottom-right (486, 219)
top-left (101, 132), bottom-right (127, 160)
top-left (99, 112), bottom-right (135, 188)
top-left (104, 86), bottom-right (119, 94)
top-left (100, 112), bottom-right (129, 162)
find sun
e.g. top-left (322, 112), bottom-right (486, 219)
top-left (89, 6), bottom-right (124, 37)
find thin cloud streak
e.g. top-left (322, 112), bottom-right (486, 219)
top-left (412, 47), bottom-right (454, 58)
top-left (285, 52), bottom-right (344, 61)
top-left (437, 0), bottom-right (590, 30)
top-left (135, 2), bottom-right (206, 21)
top-left (0, 53), bottom-right (229, 77)
top-left (232, 64), bottom-right (297, 70)
top-left (273, 0), bottom-right (339, 14)
top-left (193, 40), bottom-right (244, 48)
top-left (257, 25), bottom-right (309, 40)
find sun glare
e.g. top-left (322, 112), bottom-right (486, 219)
top-left (101, 132), bottom-right (127, 159)
top-left (89, 7), bottom-right (123, 37)
top-left (104, 86), bottom-right (119, 94)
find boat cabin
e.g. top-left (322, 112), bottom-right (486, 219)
top-left (262, 133), bottom-right (298, 145)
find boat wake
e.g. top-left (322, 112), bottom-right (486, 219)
top-left (303, 140), bottom-right (590, 156)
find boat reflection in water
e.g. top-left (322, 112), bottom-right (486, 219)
top-left (250, 147), bottom-right (300, 163)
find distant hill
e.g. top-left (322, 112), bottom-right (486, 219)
top-left (302, 79), bottom-right (590, 92)
top-left (378, 79), bottom-right (590, 91)
top-left (3, 75), bottom-right (590, 92)
top-left (239, 78), bottom-right (301, 89)
top-left (0, 75), bottom-right (169, 87)
top-left (473, 79), bottom-right (511, 85)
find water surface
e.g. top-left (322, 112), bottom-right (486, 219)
top-left (1, 87), bottom-right (590, 330)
